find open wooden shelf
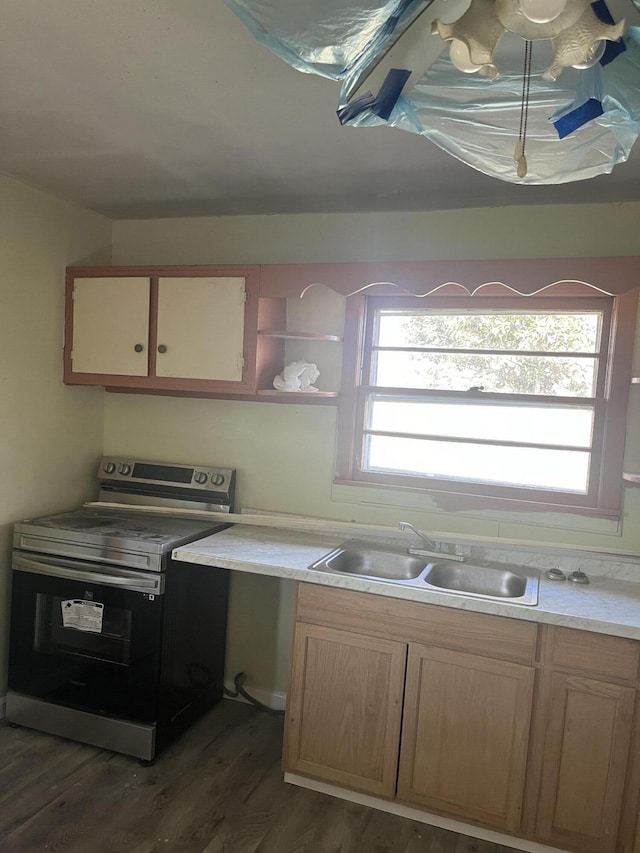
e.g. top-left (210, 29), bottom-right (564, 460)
top-left (258, 330), bottom-right (342, 342)
top-left (256, 389), bottom-right (339, 404)
top-left (622, 472), bottom-right (640, 484)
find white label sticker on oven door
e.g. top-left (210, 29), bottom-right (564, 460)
top-left (61, 600), bottom-right (104, 633)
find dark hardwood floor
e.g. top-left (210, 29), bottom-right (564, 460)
top-left (0, 700), bottom-right (517, 853)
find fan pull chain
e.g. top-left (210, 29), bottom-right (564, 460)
top-left (515, 39), bottom-right (533, 179)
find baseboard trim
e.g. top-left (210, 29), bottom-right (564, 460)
top-left (224, 681), bottom-right (286, 712)
top-left (284, 773), bottom-right (571, 853)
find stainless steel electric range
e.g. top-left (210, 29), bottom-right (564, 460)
top-left (7, 457), bottom-right (235, 763)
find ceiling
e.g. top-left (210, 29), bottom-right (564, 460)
top-left (2, 0), bottom-right (640, 220)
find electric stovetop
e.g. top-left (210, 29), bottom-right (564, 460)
top-left (14, 508), bottom-right (228, 568)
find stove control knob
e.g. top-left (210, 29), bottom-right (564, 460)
top-left (193, 471), bottom-right (208, 485)
top-left (103, 462), bottom-right (116, 475)
top-left (211, 472), bottom-right (225, 487)
top-left (118, 463), bottom-right (132, 476)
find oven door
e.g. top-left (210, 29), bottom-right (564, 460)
top-left (8, 552), bottom-right (165, 724)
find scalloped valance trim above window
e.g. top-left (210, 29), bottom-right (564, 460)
top-left (258, 257), bottom-right (640, 299)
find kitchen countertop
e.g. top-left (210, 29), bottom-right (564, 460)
top-left (173, 524), bottom-right (640, 641)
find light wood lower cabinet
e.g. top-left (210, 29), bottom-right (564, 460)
top-left (527, 625), bottom-right (640, 853)
top-left (284, 585), bottom-right (536, 829)
top-left (284, 623), bottom-right (406, 797)
top-left (284, 585), bottom-right (640, 853)
top-left (531, 672), bottom-right (635, 853)
top-left (397, 644), bottom-right (534, 832)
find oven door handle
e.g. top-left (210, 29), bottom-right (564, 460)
top-left (12, 555), bottom-right (165, 595)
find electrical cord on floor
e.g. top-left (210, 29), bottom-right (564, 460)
top-left (224, 671), bottom-right (285, 716)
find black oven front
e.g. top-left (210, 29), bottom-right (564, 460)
top-left (8, 553), bottom-right (164, 724)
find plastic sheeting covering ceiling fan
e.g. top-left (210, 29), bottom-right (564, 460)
top-left (223, 0), bottom-right (640, 184)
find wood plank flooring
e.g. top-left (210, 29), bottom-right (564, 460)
top-left (0, 700), bottom-right (518, 853)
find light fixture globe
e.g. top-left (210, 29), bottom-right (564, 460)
top-left (433, 0), bottom-right (625, 80)
top-left (517, 0), bottom-right (569, 24)
top-left (543, 8), bottom-right (624, 79)
top-left (432, 0), bottom-right (504, 78)
top-left (495, 0), bottom-right (591, 40)
top-left (571, 38), bottom-right (606, 68)
top-left (449, 38), bottom-right (485, 73)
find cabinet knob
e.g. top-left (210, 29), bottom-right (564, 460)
top-left (157, 344), bottom-right (167, 354)
top-left (134, 343), bottom-right (144, 353)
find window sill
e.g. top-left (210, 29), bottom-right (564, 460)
top-left (332, 477), bottom-right (622, 522)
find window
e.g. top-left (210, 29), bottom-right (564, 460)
top-left (337, 289), bottom-right (638, 516)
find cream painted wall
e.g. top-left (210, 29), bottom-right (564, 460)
top-left (0, 176), bottom-right (111, 695)
top-left (112, 204), bottom-right (640, 265)
top-left (108, 203), bottom-right (640, 699)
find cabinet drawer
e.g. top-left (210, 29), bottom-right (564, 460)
top-left (545, 626), bottom-right (639, 683)
top-left (296, 584), bottom-right (538, 664)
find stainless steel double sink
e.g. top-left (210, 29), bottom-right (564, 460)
top-left (308, 543), bottom-right (539, 606)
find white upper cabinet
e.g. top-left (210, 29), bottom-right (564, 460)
top-left (65, 266), bottom-right (261, 394)
top-left (70, 277), bottom-right (150, 376)
top-left (155, 277), bottom-right (245, 382)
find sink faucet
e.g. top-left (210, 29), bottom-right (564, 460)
top-left (398, 521), bottom-right (466, 562)
top-left (398, 521), bottom-right (440, 551)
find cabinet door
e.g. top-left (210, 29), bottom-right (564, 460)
top-left (533, 672), bottom-right (635, 853)
top-left (155, 277), bottom-right (246, 381)
top-left (70, 277), bottom-right (150, 376)
top-left (397, 644), bottom-right (534, 832)
top-left (283, 623), bottom-right (406, 798)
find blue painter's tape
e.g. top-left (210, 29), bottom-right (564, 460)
top-left (592, 0), bottom-right (615, 24)
top-left (338, 93), bottom-right (376, 124)
top-left (553, 98), bottom-right (604, 138)
top-left (338, 67), bottom-right (411, 124)
top-left (601, 39), bottom-right (626, 64)
top-left (374, 68), bottom-right (412, 119)
top-left (591, 0), bottom-right (626, 65)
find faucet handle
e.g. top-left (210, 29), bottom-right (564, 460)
top-left (568, 569), bottom-right (590, 584)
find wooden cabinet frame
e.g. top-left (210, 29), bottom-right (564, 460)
top-left (64, 265), bottom-right (344, 403)
top-left (286, 585), bottom-right (538, 832)
top-left (64, 265), bottom-right (263, 395)
top-left (285, 585), bottom-right (640, 853)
